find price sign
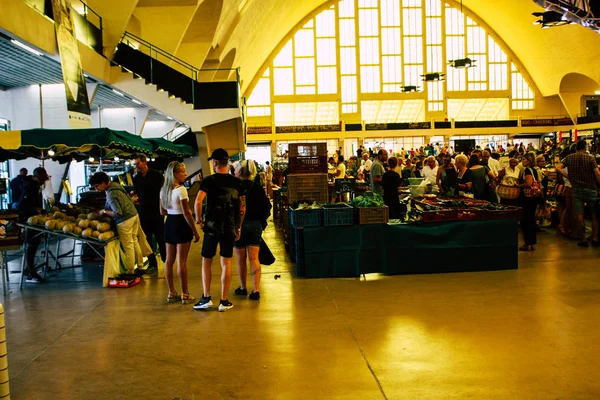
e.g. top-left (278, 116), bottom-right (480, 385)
top-left (335, 178), bottom-right (355, 195)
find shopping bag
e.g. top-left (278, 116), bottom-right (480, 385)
top-left (258, 240), bottom-right (275, 265)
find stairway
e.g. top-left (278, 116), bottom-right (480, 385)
top-left (112, 34), bottom-right (240, 111)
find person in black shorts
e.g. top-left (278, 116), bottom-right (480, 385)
top-left (193, 149), bottom-right (246, 312)
top-left (160, 161), bottom-right (200, 304)
top-left (232, 160), bottom-right (272, 301)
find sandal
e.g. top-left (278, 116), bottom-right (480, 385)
top-left (181, 293), bottom-right (196, 305)
top-left (167, 292), bottom-right (181, 303)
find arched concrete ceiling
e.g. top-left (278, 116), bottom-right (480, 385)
top-left (91, 0), bottom-right (600, 97)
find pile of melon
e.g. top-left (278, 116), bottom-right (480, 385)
top-left (27, 211), bottom-right (117, 241)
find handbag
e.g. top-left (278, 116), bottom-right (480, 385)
top-left (258, 240), bottom-right (276, 265)
top-left (523, 168), bottom-right (542, 198)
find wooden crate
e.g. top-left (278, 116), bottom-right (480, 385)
top-left (287, 173), bottom-right (329, 203)
top-left (289, 143), bottom-right (328, 158)
top-left (357, 206), bottom-right (389, 225)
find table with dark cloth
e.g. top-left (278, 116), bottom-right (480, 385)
top-left (298, 219), bottom-right (518, 278)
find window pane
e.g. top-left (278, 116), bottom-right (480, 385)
top-left (467, 26), bottom-right (485, 53)
top-left (380, 0), bottom-right (400, 27)
top-left (342, 75), bottom-right (358, 102)
top-left (359, 9), bottom-right (379, 36)
top-left (339, 19), bottom-right (356, 46)
top-left (446, 35), bottom-right (464, 61)
top-left (445, 7), bottom-right (464, 35)
top-left (426, 46), bottom-right (442, 72)
top-left (359, 37), bottom-right (380, 64)
top-left (273, 40), bottom-right (293, 67)
top-left (426, 17), bottom-right (442, 45)
top-left (247, 77), bottom-right (270, 106)
top-left (294, 29), bottom-right (315, 57)
top-left (381, 27), bottom-right (401, 55)
top-left (403, 8), bottom-right (422, 35)
top-left (317, 38), bottom-right (337, 66)
top-left (295, 58), bottom-right (316, 85)
top-left (296, 86), bottom-right (316, 94)
top-left (382, 56), bottom-right (401, 83)
top-left (360, 65), bottom-right (380, 92)
top-left (488, 36), bottom-right (507, 63)
top-left (425, 0), bottom-right (442, 16)
top-left (318, 67), bottom-right (337, 94)
top-left (338, 0), bottom-right (355, 18)
top-left (403, 64), bottom-right (423, 86)
top-left (403, 36), bottom-right (423, 63)
top-left (340, 47), bottom-right (357, 74)
top-left (274, 68), bottom-right (294, 95)
top-left (316, 10), bottom-right (336, 37)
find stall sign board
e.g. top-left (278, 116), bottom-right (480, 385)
top-left (335, 178), bottom-right (356, 195)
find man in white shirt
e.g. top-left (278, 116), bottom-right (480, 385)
top-left (482, 150), bottom-right (500, 177)
top-left (335, 156), bottom-right (347, 179)
top-left (421, 156), bottom-right (439, 191)
top-left (360, 153), bottom-right (372, 172)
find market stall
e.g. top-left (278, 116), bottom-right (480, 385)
top-left (0, 128), bottom-right (193, 288)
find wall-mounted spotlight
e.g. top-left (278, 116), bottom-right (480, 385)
top-left (532, 10), bottom-right (571, 28)
top-left (89, 157), bottom-right (95, 162)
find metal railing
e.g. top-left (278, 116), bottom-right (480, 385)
top-left (119, 31), bottom-right (240, 84)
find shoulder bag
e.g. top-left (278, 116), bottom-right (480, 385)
top-left (523, 168), bottom-right (542, 198)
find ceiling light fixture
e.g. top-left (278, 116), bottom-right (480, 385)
top-left (112, 89), bottom-right (125, 96)
top-left (448, 57), bottom-right (475, 69)
top-left (47, 149), bottom-right (55, 156)
top-left (11, 39), bottom-right (42, 56)
top-left (532, 10), bottom-right (571, 28)
top-left (89, 156), bottom-right (95, 162)
top-left (151, 158), bottom-right (156, 162)
top-left (132, 99), bottom-right (142, 105)
top-left (421, 72), bottom-right (446, 82)
top-left (401, 85), bottom-right (421, 93)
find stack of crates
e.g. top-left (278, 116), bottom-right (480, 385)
top-left (287, 143), bottom-right (329, 203)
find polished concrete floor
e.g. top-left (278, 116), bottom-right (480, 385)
top-left (3, 223), bottom-right (600, 400)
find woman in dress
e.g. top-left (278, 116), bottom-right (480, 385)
top-left (160, 161), bottom-right (200, 304)
top-left (517, 153), bottom-right (541, 251)
top-left (496, 158), bottom-right (521, 206)
top-left (233, 160), bottom-right (272, 300)
top-left (455, 154), bottom-right (472, 195)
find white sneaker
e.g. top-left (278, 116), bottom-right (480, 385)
top-left (193, 296), bottom-right (213, 310)
top-left (218, 299), bottom-right (233, 312)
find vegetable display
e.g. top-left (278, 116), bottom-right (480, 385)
top-left (26, 205), bottom-right (117, 241)
top-left (350, 191), bottom-right (385, 208)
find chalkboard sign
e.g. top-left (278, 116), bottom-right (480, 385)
top-left (335, 178), bottom-right (355, 195)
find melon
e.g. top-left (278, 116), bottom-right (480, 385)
top-left (45, 220), bottom-right (56, 230)
top-left (62, 225), bottom-right (73, 234)
top-left (27, 216), bottom-right (38, 225)
top-left (97, 222), bottom-right (111, 233)
top-left (90, 220), bottom-right (100, 230)
top-left (73, 227), bottom-right (82, 235)
top-left (98, 231), bottom-right (115, 241)
top-left (82, 228), bottom-right (93, 237)
top-left (79, 220), bottom-right (90, 229)
top-left (87, 212), bottom-right (100, 221)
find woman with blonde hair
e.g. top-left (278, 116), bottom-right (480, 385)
top-left (232, 159), bottom-right (272, 300)
top-left (160, 161), bottom-right (200, 303)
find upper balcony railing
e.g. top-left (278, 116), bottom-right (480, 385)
top-left (119, 32), bottom-right (239, 84)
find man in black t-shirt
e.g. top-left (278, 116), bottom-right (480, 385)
top-left (193, 148), bottom-right (246, 312)
top-left (132, 154), bottom-right (165, 272)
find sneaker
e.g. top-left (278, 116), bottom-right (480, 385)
top-left (181, 293), bottom-right (196, 305)
top-left (193, 296), bottom-right (213, 310)
top-left (26, 276), bottom-right (47, 284)
top-left (218, 299), bottom-right (233, 312)
top-left (577, 241), bottom-right (589, 247)
top-left (234, 287), bottom-right (248, 296)
top-left (249, 291), bottom-right (260, 301)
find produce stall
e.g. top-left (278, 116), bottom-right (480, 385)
top-left (287, 192), bottom-right (521, 278)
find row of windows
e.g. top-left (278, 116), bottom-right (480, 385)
top-left (248, 0), bottom-right (536, 123)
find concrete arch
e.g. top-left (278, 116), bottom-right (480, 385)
top-left (176, 0), bottom-right (224, 69)
top-left (214, 48), bottom-right (237, 81)
top-left (559, 72), bottom-right (600, 93)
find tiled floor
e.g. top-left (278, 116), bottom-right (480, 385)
top-left (2, 223), bottom-right (600, 399)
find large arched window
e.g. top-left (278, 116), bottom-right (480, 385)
top-left (246, 0), bottom-right (535, 125)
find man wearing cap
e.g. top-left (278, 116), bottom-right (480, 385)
top-left (193, 148), bottom-right (246, 312)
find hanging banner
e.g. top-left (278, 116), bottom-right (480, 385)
top-left (51, 0), bottom-right (92, 128)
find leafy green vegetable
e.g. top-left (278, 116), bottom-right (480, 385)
top-left (350, 191), bottom-right (385, 208)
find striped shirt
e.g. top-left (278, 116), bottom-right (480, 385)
top-left (563, 152), bottom-right (599, 190)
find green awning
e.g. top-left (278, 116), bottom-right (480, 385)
top-left (147, 137), bottom-right (196, 158)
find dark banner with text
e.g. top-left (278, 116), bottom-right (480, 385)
top-left (52, 0), bottom-right (92, 128)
